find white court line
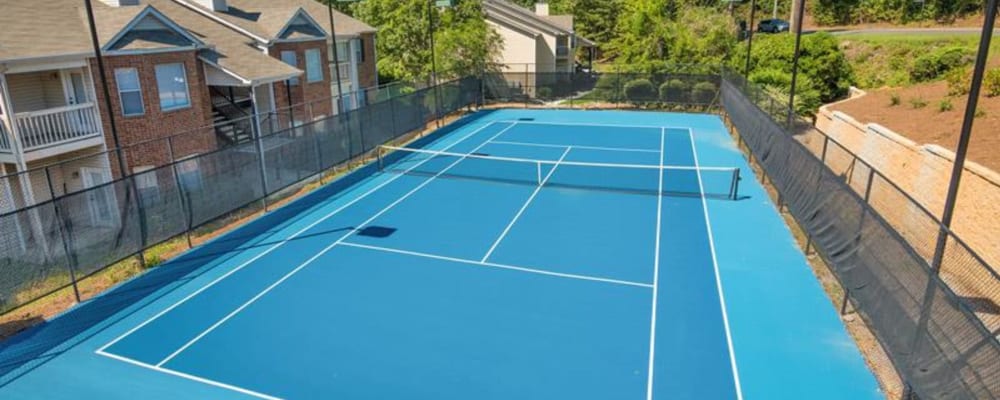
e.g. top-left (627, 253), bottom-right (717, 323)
top-left (488, 139), bottom-right (660, 154)
top-left (96, 120), bottom-right (504, 355)
top-left (645, 128), bottom-right (666, 400)
top-left (688, 129), bottom-right (744, 400)
top-left (480, 146), bottom-right (572, 263)
top-left (154, 123), bottom-right (522, 367)
top-left (339, 241), bottom-right (653, 289)
top-left (495, 119), bottom-right (693, 131)
top-left (95, 350), bottom-right (282, 400)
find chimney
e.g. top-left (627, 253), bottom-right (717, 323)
top-left (194, 0), bottom-right (228, 12)
top-left (535, 2), bottom-right (549, 16)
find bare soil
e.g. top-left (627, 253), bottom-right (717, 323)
top-left (830, 82), bottom-right (1000, 172)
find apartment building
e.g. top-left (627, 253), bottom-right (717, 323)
top-left (483, 0), bottom-right (595, 74)
top-left (0, 0), bottom-right (377, 217)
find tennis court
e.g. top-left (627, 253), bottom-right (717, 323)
top-left (0, 110), bottom-right (882, 399)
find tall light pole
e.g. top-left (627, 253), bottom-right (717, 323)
top-left (786, 0), bottom-right (806, 127)
top-left (745, 0), bottom-right (758, 78)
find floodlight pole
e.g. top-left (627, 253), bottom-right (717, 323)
top-left (931, 0), bottom-right (998, 272)
top-left (786, 0), bottom-right (806, 127)
top-left (428, 0), bottom-right (443, 126)
top-left (327, 1), bottom-right (346, 113)
top-left (744, 0), bottom-right (758, 78)
top-left (84, 0), bottom-right (126, 177)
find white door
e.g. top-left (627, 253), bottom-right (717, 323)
top-left (61, 70), bottom-right (90, 133)
top-left (81, 167), bottom-right (116, 226)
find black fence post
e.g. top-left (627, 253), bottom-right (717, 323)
top-left (46, 168), bottom-right (81, 303)
top-left (172, 161), bottom-right (193, 249)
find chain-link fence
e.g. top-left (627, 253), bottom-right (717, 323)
top-left (720, 70), bottom-right (1000, 399)
top-left (0, 76), bottom-right (481, 316)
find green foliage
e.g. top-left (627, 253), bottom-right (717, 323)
top-left (537, 87), bottom-right (554, 99)
top-left (611, 5), bottom-right (736, 72)
top-left (938, 98), bottom-right (953, 112)
top-left (946, 68), bottom-right (972, 96)
top-left (889, 92), bottom-right (901, 106)
top-left (624, 79), bottom-right (657, 103)
top-left (810, 0), bottom-right (982, 26)
top-left (594, 74), bottom-right (622, 100)
top-left (660, 79), bottom-right (689, 102)
top-left (909, 47), bottom-right (973, 82)
top-left (351, 0), bottom-right (502, 82)
top-left (985, 69), bottom-right (1000, 97)
top-left (691, 82), bottom-right (717, 104)
top-left (909, 97), bottom-right (928, 109)
top-left (742, 32), bottom-right (853, 108)
top-left (975, 108), bottom-right (986, 118)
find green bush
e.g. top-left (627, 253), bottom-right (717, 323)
top-left (946, 68), bottom-right (971, 96)
top-left (985, 69), bottom-right (1000, 97)
top-left (741, 33), bottom-right (853, 104)
top-left (909, 97), bottom-right (928, 109)
top-left (889, 93), bottom-right (901, 106)
top-left (659, 79), bottom-right (689, 103)
top-left (938, 99), bottom-right (953, 112)
top-left (536, 87), bottom-right (554, 99)
top-left (594, 74), bottom-right (622, 101)
top-left (910, 47), bottom-right (973, 82)
top-left (623, 79), bottom-right (657, 103)
top-left (691, 82), bottom-right (717, 104)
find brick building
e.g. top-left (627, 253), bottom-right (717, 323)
top-left (0, 0), bottom-right (377, 253)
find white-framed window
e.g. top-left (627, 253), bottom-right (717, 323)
top-left (176, 159), bottom-right (202, 193)
top-left (133, 165), bottom-right (159, 204)
top-left (353, 38), bottom-right (364, 62)
top-left (280, 50), bottom-right (299, 85)
top-left (114, 68), bottom-right (144, 117)
top-left (154, 63), bottom-right (191, 111)
top-left (335, 41), bottom-right (349, 62)
top-left (305, 48), bottom-right (323, 83)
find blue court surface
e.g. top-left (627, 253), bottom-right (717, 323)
top-left (0, 109), bottom-right (883, 399)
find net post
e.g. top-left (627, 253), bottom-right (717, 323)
top-left (536, 161), bottom-right (542, 185)
top-left (730, 168), bottom-right (741, 200)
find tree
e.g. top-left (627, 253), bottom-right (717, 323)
top-left (351, 0), bottom-right (501, 83)
top-left (739, 32), bottom-right (852, 113)
top-left (610, 3), bottom-right (737, 72)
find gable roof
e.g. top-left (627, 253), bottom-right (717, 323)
top-left (99, 6), bottom-right (206, 53)
top-left (176, 0), bottom-right (374, 42)
top-left (0, 0), bottom-right (377, 85)
top-left (483, 0), bottom-right (570, 37)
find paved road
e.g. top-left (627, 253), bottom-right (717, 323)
top-left (805, 27), bottom-right (1000, 35)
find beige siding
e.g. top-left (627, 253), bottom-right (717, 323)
top-left (6, 71), bottom-right (68, 113)
top-left (488, 20), bottom-right (538, 72)
top-left (24, 145), bottom-right (109, 202)
top-left (535, 33), bottom-right (556, 73)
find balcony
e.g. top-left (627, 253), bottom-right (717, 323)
top-left (0, 103), bottom-right (104, 161)
top-left (556, 45), bottom-right (571, 58)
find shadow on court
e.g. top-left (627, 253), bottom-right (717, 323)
top-left (0, 111), bottom-right (494, 388)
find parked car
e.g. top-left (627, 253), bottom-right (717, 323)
top-left (758, 19), bottom-right (790, 33)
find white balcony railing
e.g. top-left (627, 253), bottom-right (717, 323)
top-left (13, 103), bottom-right (102, 151)
top-left (0, 116), bottom-right (11, 152)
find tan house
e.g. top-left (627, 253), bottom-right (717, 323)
top-left (0, 0), bottom-right (377, 216)
top-left (483, 0), bottom-right (595, 74)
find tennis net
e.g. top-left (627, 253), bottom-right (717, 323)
top-left (378, 145), bottom-right (742, 200)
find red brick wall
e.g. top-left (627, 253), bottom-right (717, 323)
top-left (89, 50), bottom-right (215, 177)
top-left (268, 40), bottom-right (334, 127)
top-left (357, 33), bottom-right (377, 89)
